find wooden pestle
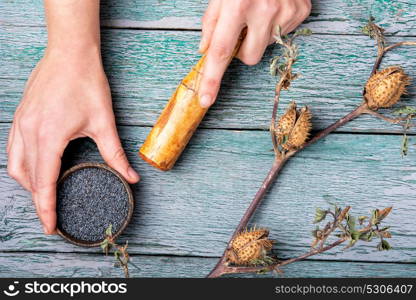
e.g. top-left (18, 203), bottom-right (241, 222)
top-left (139, 35), bottom-right (244, 171)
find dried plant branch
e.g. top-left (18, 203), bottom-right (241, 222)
top-left (100, 224), bottom-right (135, 278)
top-left (209, 205), bottom-right (392, 278)
top-left (208, 19), bottom-right (413, 278)
top-left (361, 107), bottom-right (413, 124)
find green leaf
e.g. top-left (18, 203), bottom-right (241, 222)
top-left (393, 106), bottom-right (416, 115)
top-left (100, 239), bottom-right (110, 254)
top-left (347, 215), bottom-right (356, 232)
top-left (313, 208), bottom-right (327, 223)
top-left (358, 216), bottom-right (368, 225)
top-left (371, 210), bottom-right (379, 225)
top-left (100, 240), bottom-right (108, 250)
top-left (377, 240), bottom-right (392, 251)
top-left (105, 224), bottom-right (113, 236)
top-left (401, 135), bottom-right (409, 157)
top-left (270, 56), bottom-right (281, 76)
top-left (362, 25), bottom-right (371, 36)
top-left (295, 28), bottom-right (312, 36)
top-left (273, 25), bottom-right (283, 44)
top-left (359, 232), bottom-right (371, 242)
top-left (278, 63), bottom-right (286, 73)
top-left (349, 239), bottom-right (357, 247)
top-left (350, 231), bottom-right (361, 241)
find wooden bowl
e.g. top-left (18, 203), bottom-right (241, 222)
top-left (56, 163), bottom-right (134, 247)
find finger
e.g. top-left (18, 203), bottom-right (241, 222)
top-left (19, 124), bottom-right (38, 192)
top-left (237, 24), bottom-right (272, 66)
top-left (199, 0), bottom-right (221, 53)
top-left (199, 16), bottom-right (245, 108)
top-left (94, 125), bottom-right (140, 184)
top-left (270, 1), bottom-right (311, 41)
top-left (33, 144), bottom-right (63, 235)
top-left (7, 127), bottom-right (32, 191)
top-left (7, 122), bottom-right (16, 154)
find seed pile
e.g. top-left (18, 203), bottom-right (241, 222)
top-left (57, 167), bottom-right (129, 243)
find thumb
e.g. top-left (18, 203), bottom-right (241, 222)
top-left (95, 126), bottom-right (140, 184)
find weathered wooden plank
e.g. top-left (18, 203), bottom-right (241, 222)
top-left (1, 27), bottom-right (415, 132)
top-left (0, 252), bottom-right (414, 278)
top-left (0, 0), bottom-right (415, 36)
top-left (1, 123), bottom-right (415, 262)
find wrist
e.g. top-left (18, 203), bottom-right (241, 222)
top-left (44, 0), bottom-right (101, 60)
top-left (45, 41), bottom-right (102, 64)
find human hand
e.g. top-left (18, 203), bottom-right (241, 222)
top-left (198, 0), bottom-right (312, 107)
top-left (7, 47), bottom-right (140, 235)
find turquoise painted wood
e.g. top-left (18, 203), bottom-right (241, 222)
top-left (0, 0), bottom-right (415, 278)
top-left (0, 253), bottom-right (414, 278)
top-left (0, 124), bottom-right (415, 263)
top-left (1, 27), bottom-right (416, 132)
top-left (1, 0), bottom-right (415, 35)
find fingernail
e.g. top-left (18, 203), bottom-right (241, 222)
top-left (43, 225), bottom-right (54, 235)
top-left (200, 94), bottom-right (212, 108)
top-left (128, 166), bottom-right (140, 182)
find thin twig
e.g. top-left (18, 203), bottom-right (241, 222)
top-left (372, 41), bottom-right (416, 75)
top-left (270, 87), bottom-right (282, 154)
top-left (300, 104), bottom-right (367, 151)
top-left (270, 59), bottom-right (295, 155)
top-left (362, 107), bottom-right (412, 124)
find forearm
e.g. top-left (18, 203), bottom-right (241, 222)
top-left (44, 0), bottom-right (101, 54)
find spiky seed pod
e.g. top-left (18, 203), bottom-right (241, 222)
top-left (276, 101), bottom-right (297, 141)
top-left (230, 228), bottom-right (269, 251)
top-left (276, 101), bottom-right (312, 151)
top-left (283, 107), bottom-right (312, 150)
top-left (364, 66), bottom-right (411, 110)
top-left (226, 228), bottom-right (273, 265)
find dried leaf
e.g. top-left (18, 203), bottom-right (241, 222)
top-left (379, 231), bottom-right (392, 238)
top-left (378, 207), bottom-right (393, 221)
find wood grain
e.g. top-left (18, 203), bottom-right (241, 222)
top-left (0, 252), bottom-right (414, 278)
top-left (1, 0), bottom-right (416, 278)
top-left (1, 27), bottom-right (415, 132)
top-left (0, 124), bottom-right (415, 263)
top-left (1, 0), bottom-right (415, 35)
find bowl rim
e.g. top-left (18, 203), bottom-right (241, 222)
top-left (56, 162), bottom-right (135, 247)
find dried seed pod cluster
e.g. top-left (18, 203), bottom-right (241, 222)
top-left (226, 228), bottom-right (273, 265)
top-left (276, 101), bottom-right (312, 150)
top-left (364, 66), bottom-right (411, 110)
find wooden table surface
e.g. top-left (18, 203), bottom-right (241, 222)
top-left (0, 0), bottom-right (415, 278)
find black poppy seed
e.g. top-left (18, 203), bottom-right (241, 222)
top-left (57, 167), bottom-right (129, 243)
